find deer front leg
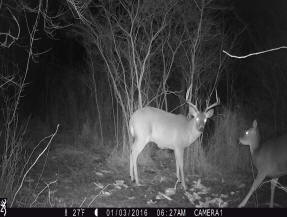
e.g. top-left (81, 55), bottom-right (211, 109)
top-left (270, 178), bottom-right (278, 208)
top-left (130, 149), bottom-right (134, 182)
top-left (238, 174), bottom-right (265, 207)
top-left (175, 148), bottom-right (186, 190)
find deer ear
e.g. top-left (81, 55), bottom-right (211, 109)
top-left (205, 109), bottom-right (214, 118)
top-left (253, 120), bottom-right (257, 128)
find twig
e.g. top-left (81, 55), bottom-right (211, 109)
top-left (30, 179), bottom-right (57, 207)
top-left (80, 197), bottom-right (87, 207)
top-left (0, 7), bottom-right (20, 48)
top-left (88, 184), bottom-right (112, 207)
top-left (10, 124), bottom-right (59, 207)
top-left (158, 192), bottom-right (172, 201)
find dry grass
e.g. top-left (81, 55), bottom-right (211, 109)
top-left (205, 107), bottom-right (251, 177)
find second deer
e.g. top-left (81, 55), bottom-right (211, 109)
top-left (239, 120), bottom-right (287, 207)
top-left (129, 89), bottom-right (220, 190)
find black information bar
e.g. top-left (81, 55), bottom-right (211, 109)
top-left (3, 207), bottom-right (286, 217)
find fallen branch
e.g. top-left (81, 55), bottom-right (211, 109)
top-left (223, 46), bottom-right (287, 59)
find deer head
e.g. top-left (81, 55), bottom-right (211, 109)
top-left (186, 87), bottom-right (220, 132)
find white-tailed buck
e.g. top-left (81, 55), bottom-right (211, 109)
top-left (129, 89), bottom-right (220, 190)
top-left (239, 120), bottom-right (287, 207)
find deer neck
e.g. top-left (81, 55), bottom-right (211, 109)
top-left (249, 134), bottom-right (260, 155)
top-left (187, 119), bottom-right (202, 144)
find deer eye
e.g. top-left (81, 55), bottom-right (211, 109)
top-left (204, 119), bottom-right (207, 123)
top-left (196, 117), bottom-right (199, 122)
top-left (245, 131), bottom-right (249, 135)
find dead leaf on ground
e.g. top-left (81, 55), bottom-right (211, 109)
top-left (114, 180), bottom-right (128, 188)
top-left (102, 191), bottom-right (111, 196)
top-left (96, 172), bottom-right (104, 177)
top-left (147, 199), bottom-right (157, 205)
top-left (165, 188), bottom-right (176, 196)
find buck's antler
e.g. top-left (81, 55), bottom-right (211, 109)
top-left (205, 89), bottom-right (220, 111)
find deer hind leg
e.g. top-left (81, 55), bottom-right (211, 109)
top-left (174, 148), bottom-right (186, 190)
top-left (130, 147), bottom-right (134, 182)
top-left (270, 178), bottom-right (279, 208)
top-left (238, 173), bottom-right (265, 207)
top-left (130, 137), bottom-right (148, 186)
top-left (176, 158), bottom-right (179, 183)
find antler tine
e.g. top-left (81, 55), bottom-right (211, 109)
top-left (185, 84), bottom-right (192, 102)
top-left (205, 89), bottom-right (220, 111)
top-left (187, 101), bottom-right (199, 113)
top-left (185, 85), bottom-right (199, 113)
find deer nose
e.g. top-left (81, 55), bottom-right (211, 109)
top-left (238, 138), bottom-right (243, 144)
top-left (198, 126), bottom-right (204, 132)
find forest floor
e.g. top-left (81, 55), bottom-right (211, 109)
top-left (16, 137), bottom-right (287, 208)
